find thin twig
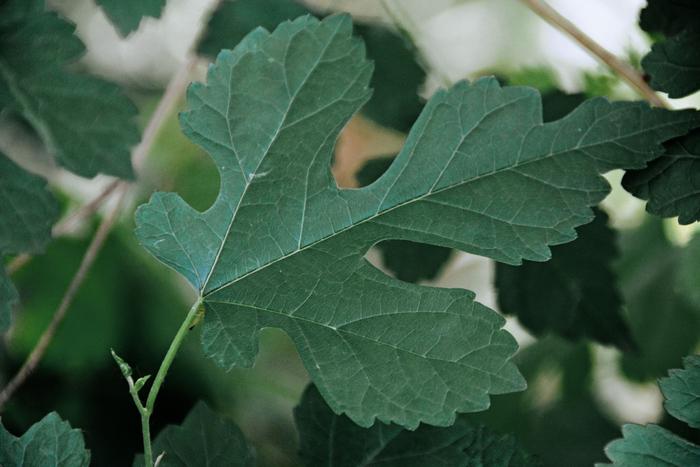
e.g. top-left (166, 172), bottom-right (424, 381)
top-left (6, 180), bottom-right (121, 275)
top-left (0, 184), bottom-right (127, 410)
top-left (519, 0), bottom-right (669, 108)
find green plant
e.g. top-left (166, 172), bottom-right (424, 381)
top-left (1, 1), bottom-right (699, 466)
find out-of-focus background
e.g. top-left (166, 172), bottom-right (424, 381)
top-left (1, 1), bottom-right (699, 465)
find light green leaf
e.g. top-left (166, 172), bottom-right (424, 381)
top-left (659, 355), bottom-right (700, 429)
top-left (295, 384), bottom-right (541, 467)
top-left (0, 0), bottom-right (139, 179)
top-left (0, 151), bottom-right (59, 331)
top-left (600, 424), bottom-right (700, 467)
top-left (134, 402), bottom-right (254, 467)
top-left (135, 14), bottom-right (700, 428)
top-left (496, 209), bottom-right (634, 350)
top-left (0, 412), bottom-right (90, 467)
top-left (96, 0), bottom-right (166, 36)
top-left (623, 128), bottom-right (700, 224)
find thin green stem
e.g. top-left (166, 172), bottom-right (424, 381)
top-left (140, 296), bottom-right (203, 467)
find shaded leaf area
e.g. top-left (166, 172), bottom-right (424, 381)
top-left (0, 152), bottom-right (59, 331)
top-left (0, 412), bottom-right (90, 467)
top-left (0, 0), bottom-right (139, 178)
top-left (678, 234), bottom-right (700, 308)
top-left (96, 0), bottom-right (166, 37)
top-left (600, 356), bottom-right (700, 467)
top-left (470, 338), bottom-right (620, 467)
top-left (136, 14), bottom-right (700, 428)
top-left (660, 355), bottom-right (700, 429)
top-left (295, 384), bottom-right (542, 467)
top-left (639, 0), bottom-right (700, 98)
top-left (623, 127), bottom-right (700, 224)
top-left (617, 219), bottom-right (700, 381)
top-left (198, 0), bottom-right (425, 132)
top-left (496, 209), bottom-right (634, 350)
top-left (356, 156), bottom-right (452, 283)
top-left (134, 402), bottom-right (255, 467)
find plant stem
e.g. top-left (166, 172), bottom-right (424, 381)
top-left (139, 296), bottom-right (203, 467)
top-left (519, 0), bottom-right (669, 108)
top-left (0, 185), bottom-right (127, 410)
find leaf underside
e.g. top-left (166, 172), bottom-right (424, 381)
top-left (0, 412), bottom-right (90, 467)
top-left (96, 0), bottom-right (166, 37)
top-left (0, 0), bottom-right (138, 179)
top-left (659, 355), bottom-right (700, 429)
top-left (295, 384), bottom-right (542, 467)
top-left (0, 151), bottom-right (59, 331)
top-left (135, 14), bottom-right (700, 428)
top-left (134, 402), bottom-right (254, 467)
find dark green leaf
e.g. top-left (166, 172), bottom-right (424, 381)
top-left (95, 0), bottom-right (166, 37)
top-left (659, 355), bottom-right (700, 429)
top-left (623, 127), bottom-right (700, 224)
top-left (639, 0), bottom-right (700, 98)
top-left (496, 209), bottom-right (634, 349)
top-left (618, 219), bottom-right (700, 380)
top-left (198, 0), bottom-right (425, 131)
top-left (0, 412), bottom-right (90, 467)
top-left (0, 151), bottom-right (59, 331)
top-left (295, 384), bottom-right (541, 467)
top-left (0, 0), bottom-right (139, 178)
top-left (134, 402), bottom-right (254, 467)
top-left (136, 15), bottom-right (700, 428)
top-left (678, 234), bottom-right (700, 307)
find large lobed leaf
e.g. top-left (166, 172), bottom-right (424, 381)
top-left (96, 0), bottom-right (166, 37)
top-left (600, 355), bottom-right (700, 466)
top-left (0, 412), bottom-right (90, 467)
top-left (0, 0), bottom-right (139, 179)
top-left (134, 402), bottom-right (254, 467)
top-left (135, 15), bottom-right (700, 428)
top-left (0, 151), bottom-right (59, 331)
top-left (295, 384), bottom-right (541, 467)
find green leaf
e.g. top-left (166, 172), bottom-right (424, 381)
top-left (0, 151), bottom-right (59, 331)
top-left (135, 14), bottom-right (700, 428)
top-left (617, 219), bottom-right (700, 381)
top-left (295, 384), bottom-right (541, 467)
top-left (659, 355), bottom-right (700, 429)
top-left (678, 234), bottom-right (700, 308)
top-left (623, 127), bottom-right (700, 224)
top-left (95, 0), bottom-right (166, 37)
top-left (0, 412), bottom-right (90, 467)
top-left (0, 0), bottom-right (139, 179)
top-left (639, 0), bottom-right (700, 98)
top-left (600, 424), bottom-right (700, 467)
top-left (198, 0), bottom-right (425, 131)
top-left (356, 156), bottom-right (452, 283)
top-left (134, 402), bottom-right (254, 467)
top-left (496, 209), bottom-right (634, 349)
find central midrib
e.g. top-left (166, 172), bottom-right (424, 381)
top-left (203, 116), bottom-right (677, 297)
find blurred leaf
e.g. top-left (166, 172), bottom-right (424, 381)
top-left (134, 402), bottom-right (254, 467)
top-left (95, 0), bottom-right (166, 37)
top-left (623, 127), bottom-right (700, 224)
top-left (601, 356), bottom-right (700, 466)
top-left (295, 384), bottom-right (541, 467)
top-left (0, 0), bottom-right (139, 178)
top-left (639, 0), bottom-right (700, 98)
top-left (0, 412), bottom-right (90, 467)
top-left (0, 152), bottom-right (59, 330)
top-left (600, 424), bottom-right (700, 467)
top-left (496, 209), bottom-right (634, 350)
top-left (678, 234), bottom-right (700, 308)
top-left (660, 355), bottom-right (700, 429)
top-left (617, 219), bottom-right (700, 381)
top-left (198, 0), bottom-right (425, 131)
